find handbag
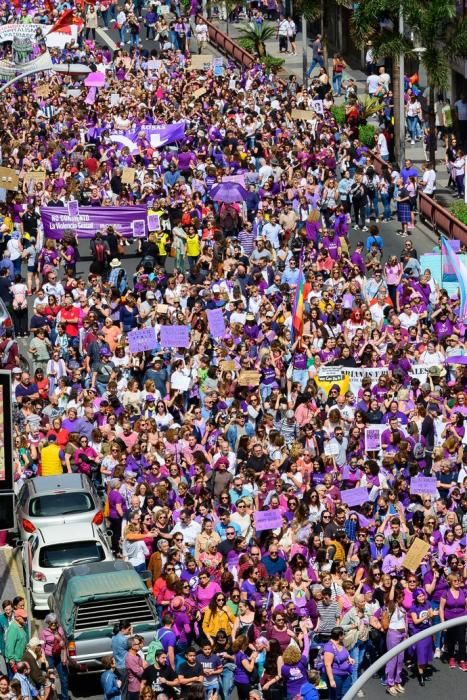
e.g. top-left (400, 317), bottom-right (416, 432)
top-left (343, 626), bottom-right (359, 650)
top-left (380, 608), bottom-right (390, 632)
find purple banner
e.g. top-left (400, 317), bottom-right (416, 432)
top-left (364, 427), bottom-right (382, 451)
top-left (128, 328), bottom-right (157, 353)
top-left (340, 487), bottom-right (369, 508)
top-left (109, 122), bottom-right (186, 153)
top-left (41, 206), bottom-right (148, 239)
top-left (410, 476), bottom-right (438, 496)
top-left (254, 509), bottom-right (283, 532)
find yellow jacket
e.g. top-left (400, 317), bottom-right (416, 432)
top-left (202, 607), bottom-right (235, 638)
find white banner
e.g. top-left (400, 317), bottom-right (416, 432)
top-left (0, 51), bottom-right (52, 78)
top-left (334, 363), bottom-right (431, 396)
top-left (0, 23), bottom-right (41, 43)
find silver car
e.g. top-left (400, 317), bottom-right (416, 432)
top-left (16, 474), bottom-right (105, 541)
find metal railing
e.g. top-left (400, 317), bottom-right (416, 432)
top-left (196, 15), bottom-right (255, 69)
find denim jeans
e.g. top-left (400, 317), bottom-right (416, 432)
top-left (332, 73), bottom-right (343, 95)
top-left (350, 640), bottom-right (367, 683)
top-left (307, 56), bottom-right (324, 77)
top-left (407, 115), bottom-right (421, 140)
top-left (328, 673), bottom-right (352, 700)
top-left (46, 655), bottom-right (69, 700)
top-left (381, 192), bottom-right (391, 220)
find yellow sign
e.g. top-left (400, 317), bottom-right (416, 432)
top-left (121, 168), bottom-right (136, 185)
top-left (0, 167), bottom-right (19, 191)
top-left (403, 538), bottom-right (430, 573)
top-left (238, 370), bottom-right (260, 386)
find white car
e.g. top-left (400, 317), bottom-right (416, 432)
top-left (24, 523), bottom-right (114, 611)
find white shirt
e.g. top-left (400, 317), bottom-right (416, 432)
top-left (399, 310), bottom-right (419, 329)
top-left (367, 74), bottom-right (380, 95)
top-left (170, 519), bottom-right (201, 547)
top-left (422, 169), bottom-right (436, 195)
top-left (377, 133), bottom-right (389, 157)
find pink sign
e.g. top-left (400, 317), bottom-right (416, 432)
top-left (254, 509), bottom-right (283, 532)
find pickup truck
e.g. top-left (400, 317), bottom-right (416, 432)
top-left (45, 560), bottom-right (158, 671)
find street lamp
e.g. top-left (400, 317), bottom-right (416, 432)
top-left (397, 14), bottom-right (426, 167)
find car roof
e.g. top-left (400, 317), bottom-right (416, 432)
top-left (25, 474), bottom-right (90, 495)
top-left (36, 523), bottom-right (100, 546)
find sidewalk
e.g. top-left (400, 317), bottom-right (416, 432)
top-left (213, 19), bottom-right (453, 199)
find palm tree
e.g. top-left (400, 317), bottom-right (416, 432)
top-left (237, 23), bottom-right (276, 57)
top-left (349, 0), bottom-right (467, 164)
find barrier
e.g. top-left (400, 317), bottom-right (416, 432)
top-left (199, 18), bottom-right (467, 243)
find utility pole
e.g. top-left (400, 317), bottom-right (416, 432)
top-left (302, 14), bottom-right (308, 86)
top-left (398, 9), bottom-right (406, 167)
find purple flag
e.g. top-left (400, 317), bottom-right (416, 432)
top-left (41, 205), bottom-right (148, 239)
top-left (110, 122), bottom-right (186, 153)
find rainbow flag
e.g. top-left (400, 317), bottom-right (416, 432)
top-left (292, 256), bottom-right (305, 340)
top-left (441, 236), bottom-right (467, 320)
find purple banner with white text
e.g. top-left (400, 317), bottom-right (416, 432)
top-left (41, 206), bottom-right (148, 239)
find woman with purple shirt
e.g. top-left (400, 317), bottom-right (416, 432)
top-left (409, 589), bottom-right (434, 685)
top-left (323, 626), bottom-right (353, 700)
top-left (439, 573), bottom-right (467, 669)
top-left (281, 633), bottom-right (310, 700)
top-left (233, 635), bottom-right (259, 700)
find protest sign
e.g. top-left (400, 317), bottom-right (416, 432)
top-left (128, 328), bottom-right (157, 353)
top-left (365, 427), bottom-right (382, 452)
top-left (23, 171), bottom-right (46, 186)
top-left (41, 205), bottom-right (148, 239)
top-left (0, 23), bottom-right (40, 43)
top-left (220, 360), bottom-right (236, 372)
top-left (255, 509), bottom-right (283, 532)
top-left (35, 84), bottom-right (50, 98)
top-left (193, 87), bottom-right (207, 99)
top-left (172, 374), bottom-right (191, 391)
top-left (159, 325), bottom-right (190, 348)
top-left (340, 487), bottom-right (369, 508)
top-left (410, 476), bottom-right (438, 496)
top-left (324, 442), bottom-right (340, 457)
top-left (156, 304), bottom-right (168, 315)
top-left (238, 370), bottom-right (260, 386)
top-left (121, 168), bottom-right (136, 185)
top-left (403, 538), bottom-right (430, 573)
top-left (132, 220), bottom-right (146, 238)
top-left (148, 214), bottom-right (161, 232)
top-left (291, 109), bottom-right (315, 120)
top-left (0, 168), bottom-right (18, 191)
top-left (206, 309), bottom-right (226, 338)
top-left (190, 55), bottom-right (212, 70)
top-left (310, 99), bottom-right (324, 115)
top-left (67, 200), bottom-right (79, 217)
top-left (146, 59), bottom-right (161, 71)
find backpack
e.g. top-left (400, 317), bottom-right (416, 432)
top-left (95, 242), bottom-right (106, 263)
top-left (146, 628), bottom-right (171, 665)
top-left (12, 287), bottom-right (27, 310)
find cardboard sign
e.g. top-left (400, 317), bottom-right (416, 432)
top-left (156, 304), bottom-right (168, 315)
top-left (128, 327), bottom-right (157, 353)
top-left (410, 476), bottom-right (438, 496)
top-left (291, 108), bottom-right (315, 121)
top-left (23, 171), bottom-right (46, 186)
top-left (238, 370), bottom-right (260, 386)
top-left (172, 374), bottom-right (191, 391)
top-left (193, 87), bottom-right (207, 99)
top-left (0, 167), bottom-right (18, 191)
top-left (147, 59), bottom-right (161, 71)
top-left (35, 83), bottom-right (50, 98)
top-left (190, 55), bottom-right (212, 70)
top-left (340, 487), bottom-right (369, 508)
top-left (403, 538), bottom-right (430, 573)
top-left (220, 360), bottom-right (236, 372)
top-left (255, 509), bottom-right (283, 532)
top-left (121, 167), bottom-right (136, 185)
top-left (206, 309), bottom-right (226, 338)
top-left (365, 427), bottom-right (382, 452)
top-left (310, 99), bottom-right (324, 115)
top-left (159, 325), bottom-right (190, 348)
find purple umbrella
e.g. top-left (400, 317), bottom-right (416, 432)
top-left (210, 182), bottom-right (248, 203)
top-left (446, 355), bottom-right (467, 365)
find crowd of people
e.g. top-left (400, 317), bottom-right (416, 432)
top-left (0, 3), bottom-right (467, 700)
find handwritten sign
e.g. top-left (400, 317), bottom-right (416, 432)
top-left (193, 87), bottom-right (207, 99)
top-left (365, 427), bottom-right (382, 452)
top-left (121, 167), bottom-right (136, 185)
top-left (238, 370), bottom-right (260, 386)
top-left (127, 327), bottom-right (157, 353)
top-left (324, 442), bottom-right (340, 457)
top-left (220, 360), bottom-right (236, 372)
top-left (254, 509), bottom-right (283, 532)
top-left (132, 220), bottom-right (146, 238)
top-left (159, 325), bottom-right (190, 348)
top-left (146, 59), bottom-right (161, 71)
top-left (67, 200), bottom-right (79, 217)
top-left (291, 108), bottom-right (315, 121)
top-left (23, 171), bottom-right (46, 186)
top-left (147, 214), bottom-right (161, 232)
top-left (190, 55), bottom-right (212, 70)
top-left (410, 476), bottom-right (438, 496)
top-left (156, 304), bottom-right (168, 315)
top-left (206, 309), bottom-right (226, 338)
top-left (340, 487), bottom-right (369, 508)
top-left (35, 83), bottom-right (50, 98)
top-left (403, 538), bottom-right (430, 573)
top-left (0, 167), bottom-right (18, 191)
top-left (310, 99), bottom-right (324, 115)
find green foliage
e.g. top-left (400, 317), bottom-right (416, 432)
top-left (259, 55), bottom-right (285, 72)
top-left (237, 23), bottom-right (276, 56)
top-left (238, 36), bottom-right (255, 52)
top-left (331, 104), bottom-right (346, 125)
top-left (449, 201), bottom-right (467, 226)
top-left (358, 96), bottom-right (383, 120)
top-left (294, 0), bottom-right (321, 20)
top-left (358, 123), bottom-right (377, 147)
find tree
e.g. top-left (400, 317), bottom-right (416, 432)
top-left (349, 0), bottom-right (467, 164)
top-left (237, 23), bottom-right (276, 57)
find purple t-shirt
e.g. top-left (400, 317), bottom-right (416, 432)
top-left (282, 656), bottom-right (308, 696)
top-left (323, 642), bottom-right (352, 676)
top-left (234, 651), bottom-right (250, 684)
top-left (108, 490), bottom-right (126, 519)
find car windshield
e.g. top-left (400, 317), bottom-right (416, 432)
top-left (29, 493), bottom-right (94, 517)
top-left (38, 541), bottom-right (105, 568)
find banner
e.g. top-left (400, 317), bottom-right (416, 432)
top-left (0, 23), bottom-right (41, 43)
top-left (341, 364), bottom-right (430, 395)
top-left (254, 509), bottom-right (283, 532)
top-left (41, 205), bottom-right (148, 239)
top-left (159, 325), bottom-right (190, 348)
top-left (206, 309), bottom-right (226, 338)
top-left (109, 122), bottom-right (186, 154)
top-left (128, 328), bottom-right (157, 353)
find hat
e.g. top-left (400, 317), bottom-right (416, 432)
top-left (146, 291), bottom-right (155, 300)
top-left (15, 609), bottom-right (28, 619)
top-left (27, 637), bottom-right (44, 648)
top-left (170, 596), bottom-right (185, 611)
top-left (246, 313), bottom-right (255, 321)
top-left (428, 366), bottom-right (446, 377)
top-left (212, 284), bottom-right (221, 293)
top-left (145, 394), bottom-right (155, 402)
top-left (100, 347), bottom-right (112, 356)
top-left (12, 367), bottom-right (22, 374)
top-left (109, 258), bottom-right (121, 268)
